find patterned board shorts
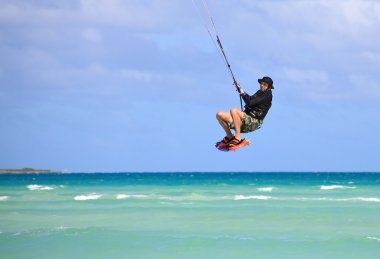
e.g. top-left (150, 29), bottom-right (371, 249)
top-left (229, 113), bottom-right (262, 133)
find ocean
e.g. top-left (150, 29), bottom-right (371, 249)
top-left (1, 172), bottom-right (379, 258)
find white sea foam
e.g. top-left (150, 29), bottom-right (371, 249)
top-left (116, 194), bottom-right (149, 199)
top-left (158, 194), bottom-right (229, 201)
top-left (116, 194), bottom-right (129, 199)
top-left (214, 235), bottom-right (256, 241)
top-left (74, 194), bottom-right (102, 201)
top-left (257, 187), bottom-right (274, 192)
top-left (349, 197), bottom-right (380, 202)
top-left (53, 226), bottom-right (69, 231)
top-left (27, 184), bottom-right (54, 191)
top-left (320, 185), bottom-right (356, 190)
top-left (0, 196), bottom-right (9, 201)
top-left (234, 195), bottom-right (272, 200)
top-left (367, 237), bottom-right (380, 242)
top-left (294, 197), bottom-right (380, 202)
top-left (295, 197), bottom-right (332, 201)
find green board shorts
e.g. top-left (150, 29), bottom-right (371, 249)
top-left (229, 113), bottom-right (262, 133)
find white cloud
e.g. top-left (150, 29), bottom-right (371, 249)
top-left (82, 28), bottom-right (102, 43)
top-left (284, 67), bottom-right (329, 84)
top-left (238, 0), bottom-right (380, 49)
top-left (282, 67), bottom-right (334, 100)
top-left (0, 0), bottom-right (193, 30)
top-left (1, 0), bottom-right (380, 103)
top-left (228, 0), bottom-right (380, 102)
top-left (349, 74), bottom-right (380, 99)
top-left (0, 1), bottom-right (76, 24)
top-left (119, 68), bottom-right (163, 82)
top-left (361, 51), bottom-right (380, 62)
top-left (32, 63), bottom-right (192, 94)
top-left (283, 67), bottom-right (380, 101)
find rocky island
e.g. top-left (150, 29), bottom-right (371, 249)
top-left (0, 168), bottom-right (62, 174)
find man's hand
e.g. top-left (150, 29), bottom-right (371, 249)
top-left (236, 84), bottom-right (244, 94)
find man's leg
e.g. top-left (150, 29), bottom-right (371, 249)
top-left (230, 108), bottom-right (245, 140)
top-left (216, 111), bottom-right (234, 139)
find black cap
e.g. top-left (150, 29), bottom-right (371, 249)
top-left (258, 76), bottom-right (274, 89)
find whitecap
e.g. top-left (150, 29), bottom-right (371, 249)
top-left (0, 196), bottom-right (9, 201)
top-left (53, 226), bottom-right (69, 231)
top-left (349, 197), bottom-right (380, 202)
top-left (234, 195), bottom-right (272, 200)
top-left (214, 235), bottom-right (256, 241)
top-left (367, 237), bottom-right (380, 242)
top-left (74, 194), bottom-right (102, 201)
top-left (320, 185), bottom-right (356, 190)
top-left (159, 195), bottom-right (200, 201)
top-left (294, 197), bottom-right (380, 202)
top-left (116, 194), bottom-right (148, 199)
top-left (27, 184), bottom-right (54, 191)
top-left (257, 187), bottom-right (274, 192)
top-left (159, 194), bottom-right (229, 201)
top-left (295, 197), bottom-right (332, 201)
top-left (116, 194), bottom-right (129, 199)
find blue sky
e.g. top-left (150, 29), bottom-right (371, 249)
top-left (1, 0), bottom-right (379, 172)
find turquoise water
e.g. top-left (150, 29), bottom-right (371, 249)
top-left (1, 173), bottom-right (379, 258)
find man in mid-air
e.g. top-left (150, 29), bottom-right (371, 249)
top-left (215, 76), bottom-right (274, 150)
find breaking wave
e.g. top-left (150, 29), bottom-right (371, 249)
top-left (367, 237), bottom-right (380, 242)
top-left (232, 195), bottom-right (380, 202)
top-left (116, 194), bottom-right (149, 199)
top-left (0, 196), bottom-right (9, 201)
top-left (27, 184), bottom-right (54, 191)
top-left (294, 197), bottom-right (380, 202)
top-left (158, 194), bottom-right (229, 201)
top-left (234, 195), bottom-right (272, 200)
top-left (115, 193), bottom-right (229, 201)
top-left (257, 187), bottom-right (274, 192)
top-left (74, 194), bottom-right (102, 201)
top-left (320, 185), bottom-right (356, 190)
top-left (113, 194), bottom-right (380, 202)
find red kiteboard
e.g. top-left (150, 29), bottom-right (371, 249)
top-left (215, 139), bottom-right (250, 152)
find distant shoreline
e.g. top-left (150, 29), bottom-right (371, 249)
top-left (0, 170), bottom-right (378, 174)
top-left (0, 168), bottom-right (62, 174)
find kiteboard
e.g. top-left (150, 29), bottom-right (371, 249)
top-left (215, 139), bottom-right (250, 152)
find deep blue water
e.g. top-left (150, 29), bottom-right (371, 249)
top-left (1, 172), bottom-right (379, 185)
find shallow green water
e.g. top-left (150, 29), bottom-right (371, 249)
top-left (1, 173), bottom-right (379, 258)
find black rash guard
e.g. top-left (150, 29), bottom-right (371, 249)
top-left (241, 89), bottom-right (272, 120)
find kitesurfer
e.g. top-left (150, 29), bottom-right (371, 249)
top-left (216, 76), bottom-right (274, 149)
